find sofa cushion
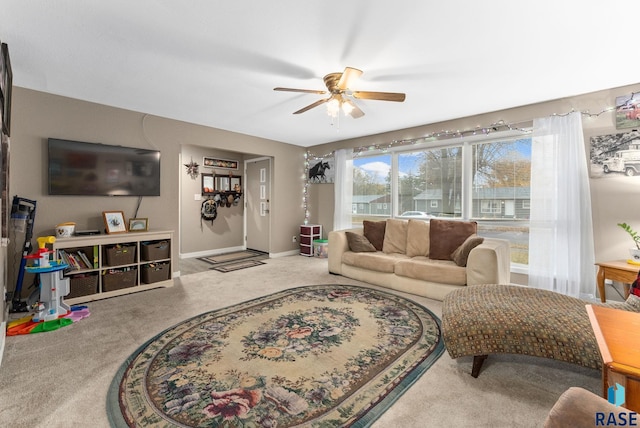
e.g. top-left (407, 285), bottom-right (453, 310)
top-left (406, 219), bottom-right (430, 257)
top-left (342, 251), bottom-right (409, 273)
top-left (394, 257), bottom-right (467, 285)
top-left (363, 220), bottom-right (386, 251)
top-left (429, 219), bottom-right (477, 260)
top-left (382, 218), bottom-right (408, 254)
top-left (345, 232), bottom-right (377, 253)
top-left (544, 387), bottom-right (631, 428)
top-left (451, 235), bottom-right (484, 267)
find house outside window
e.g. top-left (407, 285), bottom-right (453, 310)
top-left (480, 200), bottom-right (501, 214)
top-left (352, 135), bottom-right (532, 268)
top-left (352, 154), bottom-right (392, 221)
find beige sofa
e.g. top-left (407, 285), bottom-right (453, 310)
top-left (328, 218), bottom-right (511, 301)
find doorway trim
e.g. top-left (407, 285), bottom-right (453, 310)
top-left (244, 156), bottom-right (272, 254)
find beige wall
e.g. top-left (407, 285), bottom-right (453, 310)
top-left (8, 83), bottom-right (640, 291)
top-left (179, 144), bottom-right (246, 255)
top-left (307, 82), bottom-right (640, 284)
top-left (8, 87), bottom-right (306, 288)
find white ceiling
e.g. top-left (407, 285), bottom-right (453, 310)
top-left (2, 1), bottom-right (640, 147)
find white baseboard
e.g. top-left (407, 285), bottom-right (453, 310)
top-left (270, 250), bottom-right (299, 258)
top-left (179, 247), bottom-right (300, 260)
top-left (179, 246), bottom-right (246, 260)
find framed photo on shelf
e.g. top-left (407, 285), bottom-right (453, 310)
top-left (128, 218), bottom-right (148, 232)
top-left (102, 211), bottom-right (127, 234)
top-left (203, 156), bottom-right (238, 169)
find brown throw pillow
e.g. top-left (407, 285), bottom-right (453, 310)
top-left (451, 235), bottom-right (484, 266)
top-left (429, 219), bottom-right (477, 260)
top-left (363, 220), bottom-right (386, 251)
top-left (346, 232), bottom-right (377, 252)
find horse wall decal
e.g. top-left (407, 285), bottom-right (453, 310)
top-left (309, 161), bottom-right (331, 183)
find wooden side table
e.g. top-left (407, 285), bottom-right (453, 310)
top-left (586, 304), bottom-right (640, 412)
top-left (595, 260), bottom-right (637, 302)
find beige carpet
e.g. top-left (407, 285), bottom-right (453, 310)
top-left (0, 255), bottom-right (600, 427)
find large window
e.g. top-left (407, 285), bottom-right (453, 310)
top-left (471, 138), bottom-right (531, 265)
top-left (352, 154), bottom-right (391, 220)
top-left (351, 135), bottom-right (532, 267)
top-left (398, 146), bottom-right (463, 218)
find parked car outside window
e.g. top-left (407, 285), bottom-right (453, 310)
top-left (400, 211), bottom-right (432, 219)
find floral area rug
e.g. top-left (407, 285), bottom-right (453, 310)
top-left (107, 284), bottom-right (444, 427)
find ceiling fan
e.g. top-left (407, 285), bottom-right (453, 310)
top-left (274, 67), bottom-right (405, 119)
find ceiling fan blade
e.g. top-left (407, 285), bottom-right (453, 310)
top-left (274, 87), bottom-right (327, 95)
top-left (352, 91), bottom-right (406, 102)
top-left (337, 67), bottom-right (363, 90)
top-left (293, 98), bottom-right (330, 114)
top-left (343, 99), bottom-right (365, 119)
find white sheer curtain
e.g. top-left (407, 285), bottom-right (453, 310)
top-left (333, 148), bottom-right (353, 231)
top-left (529, 112), bottom-right (596, 299)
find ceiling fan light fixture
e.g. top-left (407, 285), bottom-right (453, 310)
top-left (327, 97), bottom-right (340, 118)
top-left (341, 99), bottom-right (354, 115)
top-left (275, 66), bottom-right (405, 120)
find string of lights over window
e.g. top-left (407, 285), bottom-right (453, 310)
top-left (302, 106), bottom-right (616, 223)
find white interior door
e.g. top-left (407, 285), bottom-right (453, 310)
top-left (245, 158), bottom-right (270, 253)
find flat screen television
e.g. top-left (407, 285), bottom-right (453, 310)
top-left (48, 138), bottom-right (161, 196)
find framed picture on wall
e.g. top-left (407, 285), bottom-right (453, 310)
top-left (615, 93), bottom-right (640, 130)
top-left (589, 130), bottom-right (640, 178)
top-left (201, 173), bottom-right (214, 195)
top-left (203, 157), bottom-right (238, 169)
top-left (308, 158), bottom-right (335, 183)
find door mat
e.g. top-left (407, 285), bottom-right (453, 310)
top-left (200, 250), bottom-right (267, 266)
top-left (211, 259), bottom-right (266, 273)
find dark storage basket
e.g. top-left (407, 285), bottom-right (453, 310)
top-left (102, 268), bottom-right (137, 292)
top-left (67, 274), bottom-right (98, 299)
top-left (141, 262), bottom-right (171, 284)
top-left (104, 244), bottom-right (136, 266)
top-left (141, 240), bottom-right (170, 261)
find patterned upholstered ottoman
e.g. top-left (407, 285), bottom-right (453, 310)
top-left (442, 284), bottom-right (639, 377)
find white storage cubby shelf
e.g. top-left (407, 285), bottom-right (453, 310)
top-left (52, 230), bottom-right (174, 305)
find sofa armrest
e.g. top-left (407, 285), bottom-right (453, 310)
top-left (328, 228), bottom-right (362, 274)
top-left (544, 387), bottom-right (631, 428)
top-left (466, 238), bottom-right (511, 285)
